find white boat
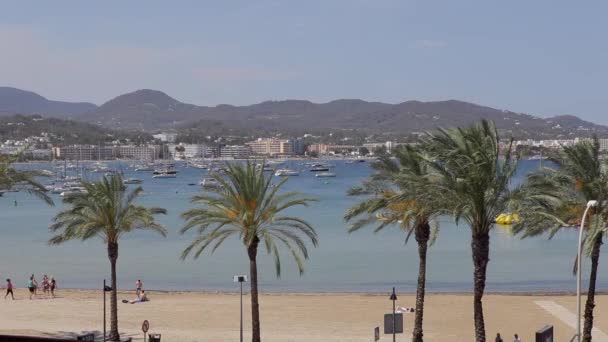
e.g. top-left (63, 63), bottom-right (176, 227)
top-left (274, 169), bottom-right (299, 177)
top-left (315, 172), bottom-right (336, 178)
top-left (153, 173), bottom-right (177, 179)
top-left (310, 163), bottom-right (332, 172)
top-left (190, 163), bottom-right (209, 169)
top-left (60, 187), bottom-right (88, 197)
top-left (200, 177), bottom-right (222, 188)
top-left (123, 178), bottom-right (143, 184)
top-left (135, 166), bottom-right (154, 172)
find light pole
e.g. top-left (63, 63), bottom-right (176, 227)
top-left (234, 275), bottom-right (248, 342)
top-left (576, 200), bottom-right (597, 342)
top-left (102, 279), bottom-right (113, 342)
top-left (390, 287), bottom-right (397, 342)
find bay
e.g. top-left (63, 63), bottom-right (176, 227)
top-left (0, 159), bottom-right (605, 293)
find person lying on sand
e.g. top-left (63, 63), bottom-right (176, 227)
top-left (123, 290), bottom-right (149, 304)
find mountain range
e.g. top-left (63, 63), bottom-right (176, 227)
top-left (1, 86), bottom-right (607, 139)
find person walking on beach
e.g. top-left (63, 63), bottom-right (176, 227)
top-left (5, 279), bottom-right (14, 300)
top-left (50, 277), bottom-right (57, 298)
top-left (135, 279), bottom-right (142, 296)
top-left (513, 333), bottom-right (521, 342)
top-left (495, 333), bottom-right (503, 342)
top-left (27, 276), bottom-right (36, 300)
top-left (30, 274), bottom-right (38, 295)
top-left (42, 275), bottom-right (50, 297)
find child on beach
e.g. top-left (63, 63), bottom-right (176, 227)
top-left (5, 279), bottom-right (14, 300)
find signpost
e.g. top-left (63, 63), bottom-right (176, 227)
top-left (142, 320), bottom-right (150, 342)
top-left (384, 313), bottom-right (403, 335)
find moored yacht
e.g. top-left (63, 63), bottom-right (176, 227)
top-left (274, 169), bottom-right (299, 177)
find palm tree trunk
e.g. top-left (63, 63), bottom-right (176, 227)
top-left (107, 241), bottom-right (120, 341)
top-left (583, 235), bottom-right (603, 342)
top-left (248, 237), bottom-right (261, 342)
top-left (471, 231), bottom-right (489, 342)
top-left (412, 222), bottom-right (430, 342)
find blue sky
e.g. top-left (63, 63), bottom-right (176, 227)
top-left (1, 1), bottom-right (607, 123)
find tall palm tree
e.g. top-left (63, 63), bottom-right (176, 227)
top-left (0, 151), bottom-right (53, 205)
top-left (345, 146), bottom-right (443, 342)
top-left (49, 175), bottom-right (167, 341)
top-left (180, 162), bottom-right (318, 342)
top-left (513, 137), bottom-right (607, 342)
top-left (420, 120), bottom-right (518, 342)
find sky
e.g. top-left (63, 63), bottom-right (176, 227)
top-left (1, 0), bottom-right (607, 123)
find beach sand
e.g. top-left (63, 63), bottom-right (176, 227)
top-left (1, 290), bottom-right (607, 341)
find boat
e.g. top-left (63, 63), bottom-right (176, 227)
top-left (495, 213), bottom-right (520, 225)
top-left (200, 177), bottom-right (222, 188)
top-left (315, 172), bottom-right (336, 178)
top-left (60, 186), bottom-right (88, 197)
top-left (152, 172), bottom-right (177, 179)
top-left (135, 166), bottom-right (154, 172)
top-left (153, 168), bottom-right (178, 175)
top-left (123, 178), bottom-right (143, 185)
top-left (274, 169), bottom-right (299, 177)
top-left (310, 165), bottom-right (331, 172)
top-left (190, 163), bottom-right (209, 169)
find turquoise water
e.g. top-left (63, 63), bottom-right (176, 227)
top-left (0, 160), bottom-right (605, 293)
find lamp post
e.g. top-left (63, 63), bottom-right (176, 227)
top-left (234, 275), bottom-right (248, 342)
top-left (389, 287), bottom-right (397, 342)
top-left (575, 200), bottom-right (597, 342)
top-left (102, 279), bottom-right (113, 342)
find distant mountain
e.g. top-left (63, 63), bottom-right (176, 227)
top-left (4, 87), bottom-right (608, 139)
top-left (0, 87), bottom-right (97, 118)
top-left (89, 89), bottom-right (204, 129)
top-left (83, 90), bottom-right (608, 139)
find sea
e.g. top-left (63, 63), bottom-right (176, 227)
top-left (1, 159), bottom-right (606, 293)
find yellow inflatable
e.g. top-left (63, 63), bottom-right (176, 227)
top-left (495, 213), bottom-right (520, 225)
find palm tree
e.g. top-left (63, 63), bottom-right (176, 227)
top-left (420, 120), bottom-right (518, 342)
top-left (180, 162), bottom-right (318, 342)
top-left (49, 175), bottom-right (167, 341)
top-left (513, 137), bottom-right (607, 342)
top-left (0, 151), bottom-right (53, 205)
top-left (345, 146), bottom-right (443, 342)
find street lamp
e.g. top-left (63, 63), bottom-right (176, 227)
top-left (575, 200), bottom-right (597, 342)
top-left (234, 275), bottom-right (248, 342)
top-left (102, 279), bottom-right (113, 342)
top-left (389, 287), bottom-right (397, 342)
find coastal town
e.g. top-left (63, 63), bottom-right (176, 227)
top-left (3, 131), bottom-right (608, 161)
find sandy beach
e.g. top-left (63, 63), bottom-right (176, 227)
top-left (1, 290), bottom-right (607, 341)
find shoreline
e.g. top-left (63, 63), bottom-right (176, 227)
top-left (27, 287), bottom-right (608, 296)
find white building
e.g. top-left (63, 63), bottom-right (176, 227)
top-left (220, 145), bottom-right (251, 159)
top-left (168, 144), bottom-right (211, 159)
top-left (115, 145), bottom-right (158, 160)
top-left (246, 138), bottom-right (293, 156)
top-left (153, 132), bottom-right (177, 143)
